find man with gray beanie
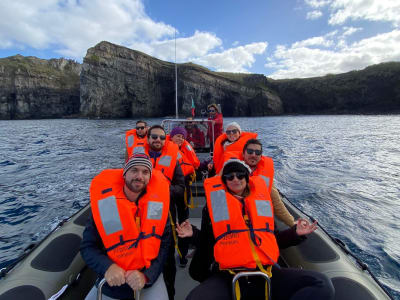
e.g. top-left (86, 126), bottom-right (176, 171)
top-left (80, 154), bottom-right (171, 300)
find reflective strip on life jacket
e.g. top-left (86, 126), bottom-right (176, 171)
top-left (128, 135), bottom-right (134, 147)
top-left (159, 155), bottom-right (172, 167)
top-left (133, 146), bottom-right (145, 154)
top-left (210, 189), bottom-right (230, 222)
top-left (98, 195), bottom-right (123, 235)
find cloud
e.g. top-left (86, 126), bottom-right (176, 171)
top-left (304, 0), bottom-right (400, 27)
top-left (292, 36), bottom-right (333, 48)
top-left (0, 0), bottom-right (175, 58)
top-left (304, 0), bottom-right (332, 8)
top-left (132, 31), bottom-right (222, 62)
top-left (193, 42), bottom-right (268, 73)
top-left (266, 29), bottom-right (400, 79)
top-left (307, 10), bottom-right (323, 20)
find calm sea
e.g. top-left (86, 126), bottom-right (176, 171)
top-left (1, 116), bottom-right (399, 298)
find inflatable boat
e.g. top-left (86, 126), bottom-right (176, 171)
top-left (0, 119), bottom-right (394, 300)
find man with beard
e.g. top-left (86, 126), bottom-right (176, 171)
top-left (125, 120), bottom-right (149, 161)
top-left (145, 125), bottom-right (186, 300)
top-left (81, 154), bottom-right (171, 300)
top-left (243, 139), bottom-right (295, 226)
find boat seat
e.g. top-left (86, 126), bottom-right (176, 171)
top-left (0, 285), bottom-right (45, 300)
top-left (332, 277), bottom-right (377, 300)
top-left (31, 233), bottom-right (81, 272)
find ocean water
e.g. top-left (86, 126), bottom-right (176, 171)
top-left (0, 116), bottom-right (399, 299)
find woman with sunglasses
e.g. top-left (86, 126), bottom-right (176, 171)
top-left (206, 104), bottom-right (223, 145)
top-left (210, 122), bottom-right (257, 174)
top-left (177, 159), bottom-right (335, 300)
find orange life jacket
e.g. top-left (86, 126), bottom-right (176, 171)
top-left (145, 140), bottom-right (179, 182)
top-left (179, 140), bottom-right (200, 176)
top-left (204, 175), bottom-right (279, 270)
top-left (251, 156), bottom-right (274, 195)
top-left (213, 131), bottom-right (258, 173)
top-left (90, 169), bottom-right (170, 271)
top-left (125, 129), bottom-right (147, 159)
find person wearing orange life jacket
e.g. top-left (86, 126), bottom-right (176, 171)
top-left (144, 125), bottom-right (185, 300)
top-left (80, 154), bottom-right (171, 300)
top-left (243, 139), bottom-right (295, 227)
top-left (125, 120), bottom-right (148, 161)
top-left (209, 122), bottom-right (257, 174)
top-left (176, 159), bottom-right (335, 300)
top-left (169, 126), bottom-right (200, 268)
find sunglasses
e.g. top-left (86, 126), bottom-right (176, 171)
top-left (223, 172), bottom-right (247, 181)
top-left (150, 134), bottom-right (166, 140)
top-left (226, 129), bottom-right (239, 135)
top-left (136, 126), bottom-right (145, 130)
top-left (246, 148), bottom-right (262, 156)
top-left (208, 109), bottom-right (216, 113)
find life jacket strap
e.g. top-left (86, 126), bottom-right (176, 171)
top-left (105, 227), bottom-right (162, 252)
top-left (168, 212), bottom-right (182, 258)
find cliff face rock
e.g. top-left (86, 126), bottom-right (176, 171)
top-left (267, 62), bottom-right (400, 114)
top-left (80, 41), bottom-right (283, 118)
top-left (0, 55), bottom-right (81, 119)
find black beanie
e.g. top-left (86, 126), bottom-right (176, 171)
top-left (221, 159), bottom-right (251, 184)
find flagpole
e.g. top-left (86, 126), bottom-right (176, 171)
top-left (175, 29), bottom-right (178, 119)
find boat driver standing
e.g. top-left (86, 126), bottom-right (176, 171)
top-left (81, 154), bottom-right (171, 300)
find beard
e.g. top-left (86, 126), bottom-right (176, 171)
top-left (125, 178), bottom-right (146, 193)
top-left (150, 142), bottom-right (163, 151)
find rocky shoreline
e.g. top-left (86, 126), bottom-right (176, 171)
top-left (1, 41), bottom-right (399, 120)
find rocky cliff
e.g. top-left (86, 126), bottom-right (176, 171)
top-left (267, 62), bottom-right (400, 114)
top-left (80, 41), bottom-right (283, 118)
top-left (0, 55), bottom-right (81, 119)
top-left (1, 41), bottom-right (400, 120)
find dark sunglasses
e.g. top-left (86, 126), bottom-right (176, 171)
top-left (223, 172), bottom-right (247, 181)
top-left (150, 134), bottom-right (166, 140)
top-left (208, 109), bottom-right (216, 113)
top-left (136, 126), bottom-right (145, 130)
top-left (226, 129), bottom-right (239, 135)
top-left (246, 148), bottom-right (262, 156)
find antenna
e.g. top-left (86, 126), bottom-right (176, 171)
top-left (175, 29), bottom-right (178, 119)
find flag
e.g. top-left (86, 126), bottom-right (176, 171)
top-left (191, 96), bottom-right (195, 117)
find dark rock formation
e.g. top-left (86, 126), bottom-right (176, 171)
top-left (1, 41), bottom-right (400, 120)
top-left (0, 55), bottom-right (81, 119)
top-left (267, 62), bottom-right (400, 114)
top-left (80, 41), bottom-right (283, 118)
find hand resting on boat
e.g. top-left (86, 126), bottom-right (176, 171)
top-left (295, 218), bottom-right (318, 236)
top-left (104, 263), bottom-right (126, 287)
top-left (126, 270), bottom-right (146, 291)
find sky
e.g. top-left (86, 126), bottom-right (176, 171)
top-left (0, 0), bottom-right (399, 79)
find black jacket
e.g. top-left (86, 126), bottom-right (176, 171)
top-left (189, 206), bottom-right (305, 282)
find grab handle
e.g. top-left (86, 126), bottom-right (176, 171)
top-left (231, 271), bottom-right (271, 300)
top-left (97, 278), bottom-right (141, 300)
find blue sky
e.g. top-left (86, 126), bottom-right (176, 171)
top-left (0, 0), bottom-right (399, 78)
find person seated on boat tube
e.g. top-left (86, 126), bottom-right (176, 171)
top-left (208, 122), bottom-right (257, 174)
top-left (125, 120), bottom-right (148, 161)
top-left (222, 138), bottom-right (296, 227)
top-left (185, 117), bottom-right (206, 149)
top-left (145, 124), bottom-right (186, 300)
top-left (176, 159), bottom-right (335, 300)
top-left (169, 126), bottom-right (201, 267)
top-left (80, 154), bottom-right (171, 300)
top-left (206, 104), bottom-right (223, 145)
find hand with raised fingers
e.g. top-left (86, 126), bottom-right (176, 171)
top-left (104, 263), bottom-right (126, 287)
top-left (176, 220), bottom-right (193, 238)
top-left (296, 218), bottom-right (318, 236)
top-left (126, 270), bottom-right (146, 291)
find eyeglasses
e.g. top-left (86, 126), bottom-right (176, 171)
top-left (208, 109), bottom-right (216, 113)
top-left (246, 148), bottom-right (262, 156)
top-left (223, 172), bottom-right (247, 181)
top-left (136, 126), bottom-right (145, 130)
top-left (150, 134), bottom-right (166, 140)
top-left (226, 129), bottom-right (239, 135)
